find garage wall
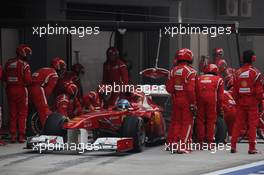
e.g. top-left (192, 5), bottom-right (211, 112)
top-left (190, 34), bottom-right (209, 69)
top-left (253, 36), bottom-right (264, 72)
top-left (72, 32), bottom-right (112, 93)
top-left (122, 32), bottom-right (143, 84)
top-left (182, 0), bottom-right (264, 70)
top-left (1, 29), bottom-right (19, 126)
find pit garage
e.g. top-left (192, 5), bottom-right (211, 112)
top-left (0, 0), bottom-right (264, 175)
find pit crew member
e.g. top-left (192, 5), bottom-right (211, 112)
top-left (29, 57), bottom-right (66, 127)
top-left (55, 81), bottom-right (82, 118)
top-left (102, 47), bottom-right (129, 107)
top-left (196, 64), bottom-right (224, 146)
top-left (4, 44), bottom-right (32, 143)
top-left (231, 50), bottom-right (263, 154)
top-left (166, 48), bottom-right (197, 154)
top-left (214, 48), bottom-right (227, 75)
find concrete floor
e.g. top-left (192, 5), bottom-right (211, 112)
top-left (0, 142), bottom-right (263, 175)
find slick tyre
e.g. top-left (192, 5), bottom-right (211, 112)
top-left (215, 117), bottom-right (228, 144)
top-left (121, 116), bottom-right (146, 153)
top-left (26, 108), bottom-right (42, 137)
top-left (43, 113), bottom-right (67, 138)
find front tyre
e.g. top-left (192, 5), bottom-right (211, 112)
top-left (121, 116), bottom-right (146, 153)
top-left (42, 112), bottom-right (67, 138)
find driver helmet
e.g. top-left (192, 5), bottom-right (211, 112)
top-left (117, 99), bottom-right (131, 110)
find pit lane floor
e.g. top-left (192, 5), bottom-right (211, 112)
top-left (0, 142), bottom-right (263, 175)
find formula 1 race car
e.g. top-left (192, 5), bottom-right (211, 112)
top-left (26, 90), bottom-right (166, 153)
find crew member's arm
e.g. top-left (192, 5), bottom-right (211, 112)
top-left (195, 76), bottom-right (200, 105)
top-left (72, 75), bottom-right (83, 97)
top-left (23, 63), bottom-right (32, 85)
top-left (56, 94), bottom-right (69, 117)
top-left (255, 73), bottom-right (263, 106)
top-left (186, 71), bottom-right (197, 106)
top-left (72, 98), bottom-right (83, 116)
top-left (217, 78), bottom-right (225, 114)
top-left (119, 61), bottom-right (129, 84)
top-left (165, 69), bottom-right (175, 94)
top-left (232, 72), bottom-right (239, 102)
top-left (44, 74), bottom-right (59, 98)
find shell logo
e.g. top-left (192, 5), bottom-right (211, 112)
top-left (154, 112), bottom-right (161, 125)
top-left (175, 78), bottom-right (182, 85)
top-left (241, 81), bottom-right (248, 87)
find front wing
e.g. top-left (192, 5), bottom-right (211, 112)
top-left (26, 135), bottom-right (133, 154)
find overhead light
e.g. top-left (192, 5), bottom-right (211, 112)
top-left (118, 28), bottom-right (127, 35)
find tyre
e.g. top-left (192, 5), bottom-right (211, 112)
top-left (215, 117), bottom-right (228, 144)
top-left (121, 116), bottom-right (146, 153)
top-left (42, 112), bottom-right (67, 138)
top-left (26, 109), bottom-right (42, 137)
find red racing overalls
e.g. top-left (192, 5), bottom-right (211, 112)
top-left (4, 57), bottom-right (32, 139)
top-left (29, 67), bottom-right (58, 127)
top-left (231, 63), bottom-right (263, 152)
top-left (166, 63), bottom-right (197, 147)
top-left (196, 74), bottom-right (224, 144)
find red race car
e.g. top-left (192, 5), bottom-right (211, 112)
top-left (26, 91), bottom-right (166, 153)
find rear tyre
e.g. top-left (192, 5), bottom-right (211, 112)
top-left (26, 109), bottom-right (42, 137)
top-left (42, 113), bottom-right (67, 138)
top-left (121, 116), bottom-right (145, 153)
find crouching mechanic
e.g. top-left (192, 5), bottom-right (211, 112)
top-left (4, 44), bottom-right (32, 143)
top-left (54, 63), bottom-right (84, 104)
top-left (83, 91), bottom-right (104, 112)
top-left (166, 48), bottom-right (197, 154)
top-left (231, 50), bottom-right (263, 154)
top-left (196, 64), bottom-right (224, 147)
top-left (29, 57), bottom-right (66, 127)
top-left (55, 81), bottom-right (82, 118)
